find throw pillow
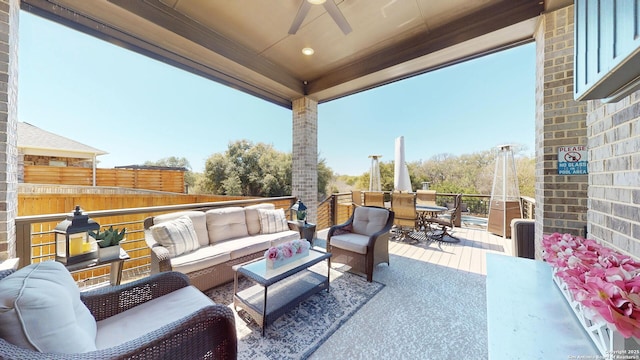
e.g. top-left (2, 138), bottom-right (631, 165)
top-left (258, 208), bottom-right (288, 234)
top-left (333, 223), bottom-right (353, 235)
top-left (150, 215), bottom-right (200, 257)
top-left (0, 261), bottom-right (98, 353)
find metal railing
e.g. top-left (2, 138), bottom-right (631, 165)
top-left (325, 192), bottom-right (535, 226)
top-left (13, 191), bottom-right (535, 287)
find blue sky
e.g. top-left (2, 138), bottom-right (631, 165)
top-left (18, 11), bottom-right (535, 176)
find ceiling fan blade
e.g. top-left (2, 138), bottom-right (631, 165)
top-left (323, 0), bottom-right (352, 35)
top-left (288, 1), bottom-right (312, 35)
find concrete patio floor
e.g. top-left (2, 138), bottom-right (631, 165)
top-left (309, 225), bottom-right (510, 359)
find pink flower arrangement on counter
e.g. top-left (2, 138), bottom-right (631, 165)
top-left (264, 239), bottom-right (311, 262)
top-left (542, 233), bottom-right (640, 338)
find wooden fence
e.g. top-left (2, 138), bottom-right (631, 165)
top-left (24, 166), bottom-right (185, 193)
top-left (18, 192), bottom-right (270, 286)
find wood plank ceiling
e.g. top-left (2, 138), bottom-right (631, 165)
top-left (21, 0), bottom-right (572, 108)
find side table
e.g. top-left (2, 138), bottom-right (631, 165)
top-left (65, 248), bottom-right (130, 286)
top-left (0, 258), bottom-right (19, 271)
top-left (288, 221), bottom-right (317, 245)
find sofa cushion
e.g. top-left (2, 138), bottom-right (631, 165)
top-left (214, 236), bottom-right (272, 260)
top-left (244, 203), bottom-right (275, 235)
top-left (258, 208), bottom-right (289, 234)
top-left (352, 207), bottom-right (390, 236)
top-left (259, 230), bottom-right (301, 247)
top-left (206, 207), bottom-right (249, 244)
top-left (0, 261), bottom-right (97, 353)
top-left (153, 211), bottom-right (208, 247)
top-left (96, 286), bottom-right (214, 350)
top-left (150, 216), bottom-right (200, 257)
top-left (170, 245), bottom-right (232, 275)
top-left (330, 233), bottom-right (371, 254)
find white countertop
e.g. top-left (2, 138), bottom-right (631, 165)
top-left (486, 253), bottom-right (599, 360)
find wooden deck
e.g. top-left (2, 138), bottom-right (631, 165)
top-left (387, 227), bottom-right (510, 275)
top-left (319, 225), bottom-right (510, 276)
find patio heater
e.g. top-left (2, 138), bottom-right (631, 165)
top-left (487, 145), bottom-right (522, 238)
top-left (368, 155), bottom-right (382, 191)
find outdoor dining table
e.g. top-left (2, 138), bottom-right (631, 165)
top-left (416, 204), bottom-right (448, 226)
top-left (416, 204), bottom-right (448, 217)
top-left (407, 204), bottom-right (449, 241)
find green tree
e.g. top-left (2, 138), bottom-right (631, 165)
top-left (317, 158), bottom-right (333, 200)
top-left (355, 161), bottom-right (394, 191)
top-left (143, 156), bottom-right (191, 169)
top-left (347, 147), bottom-right (535, 197)
top-left (203, 140), bottom-right (330, 199)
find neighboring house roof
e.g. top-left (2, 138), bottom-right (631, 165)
top-left (18, 122), bottom-right (108, 159)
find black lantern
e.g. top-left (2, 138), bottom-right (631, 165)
top-left (290, 200), bottom-right (307, 223)
top-left (54, 206), bottom-right (100, 265)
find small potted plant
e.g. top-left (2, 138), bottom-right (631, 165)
top-left (89, 226), bottom-right (126, 260)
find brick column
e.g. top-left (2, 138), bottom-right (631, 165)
top-left (292, 97), bottom-right (318, 223)
top-left (0, 0), bottom-right (18, 261)
top-left (534, 5), bottom-right (588, 259)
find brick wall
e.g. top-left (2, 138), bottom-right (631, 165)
top-left (292, 97), bottom-right (318, 222)
top-left (587, 91), bottom-right (640, 257)
top-left (534, 5), bottom-right (589, 259)
top-left (23, 155), bottom-right (93, 168)
top-left (0, 0), bottom-right (18, 261)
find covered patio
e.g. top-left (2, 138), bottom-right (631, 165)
top-left (12, 0), bottom-right (573, 233)
top-left (2, 0), bottom-right (640, 358)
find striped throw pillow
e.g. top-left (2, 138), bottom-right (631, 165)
top-left (258, 208), bottom-right (289, 234)
top-left (150, 215), bottom-right (200, 257)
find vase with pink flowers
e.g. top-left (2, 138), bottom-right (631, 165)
top-left (542, 233), bottom-right (640, 356)
top-left (264, 239), bottom-right (311, 270)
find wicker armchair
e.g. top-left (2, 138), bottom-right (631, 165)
top-left (0, 270), bottom-right (237, 360)
top-left (327, 206), bottom-right (394, 282)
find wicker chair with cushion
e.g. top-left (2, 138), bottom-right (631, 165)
top-left (327, 206), bottom-right (394, 282)
top-left (0, 261), bottom-right (237, 360)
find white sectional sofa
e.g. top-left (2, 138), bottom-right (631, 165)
top-left (144, 203), bottom-right (300, 291)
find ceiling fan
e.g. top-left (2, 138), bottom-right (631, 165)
top-left (288, 0), bottom-right (352, 35)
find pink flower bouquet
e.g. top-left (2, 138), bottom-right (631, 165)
top-left (264, 239), bottom-right (311, 266)
top-left (543, 233), bottom-right (640, 338)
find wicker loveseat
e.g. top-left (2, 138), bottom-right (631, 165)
top-left (327, 206), bottom-right (395, 282)
top-left (144, 203), bottom-right (299, 291)
top-left (0, 262), bottom-right (236, 360)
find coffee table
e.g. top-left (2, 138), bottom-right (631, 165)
top-left (232, 248), bottom-right (332, 335)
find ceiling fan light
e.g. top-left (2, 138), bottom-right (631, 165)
top-left (307, 0), bottom-right (326, 4)
top-left (302, 47), bottom-right (315, 56)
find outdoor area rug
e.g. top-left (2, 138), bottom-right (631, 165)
top-left (205, 264), bottom-right (384, 360)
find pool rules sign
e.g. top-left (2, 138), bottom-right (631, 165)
top-left (558, 145), bottom-right (588, 175)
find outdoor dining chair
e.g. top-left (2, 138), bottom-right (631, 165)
top-left (391, 192), bottom-right (418, 242)
top-left (426, 194), bottom-right (462, 242)
top-left (363, 191), bottom-right (385, 207)
top-left (416, 189), bottom-right (437, 206)
top-left (351, 190), bottom-right (363, 207)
